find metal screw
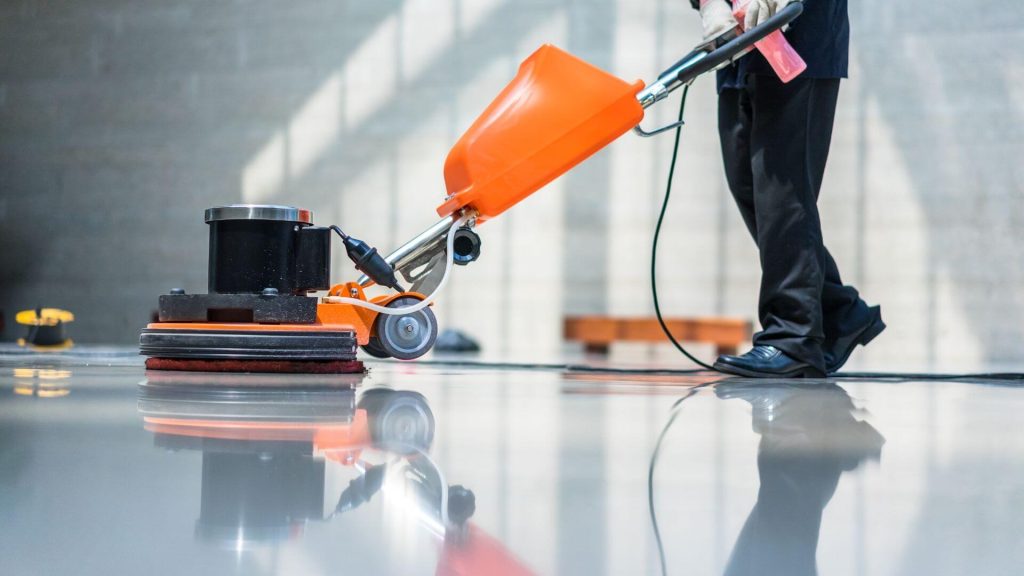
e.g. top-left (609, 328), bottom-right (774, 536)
top-left (169, 288), bottom-right (185, 295)
top-left (262, 287), bottom-right (279, 296)
top-left (397, 317), bottom-right (418, 336)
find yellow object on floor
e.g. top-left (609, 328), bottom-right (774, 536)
top-left (16, 308), bottom-right (74, 350)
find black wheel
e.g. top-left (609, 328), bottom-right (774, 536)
top-left (359, 389), bottom-right (435, 453)
top-left (375, 297), bottom-right (437, 360)
top-left (360, 336), bottom-right (390, 359)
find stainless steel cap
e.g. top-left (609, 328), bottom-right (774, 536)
top-left (204, 204), bottom-right (312, 224)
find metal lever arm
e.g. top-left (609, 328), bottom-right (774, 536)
top-left (356, 215), bottom-right (462, 288)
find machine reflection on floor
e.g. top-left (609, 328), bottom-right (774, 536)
top-left (137, 371), bottom-right (534, 575)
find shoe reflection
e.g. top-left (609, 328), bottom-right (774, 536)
top-left (715, 380), bottom-right (885, 576)
top-left (137, 371), bottom-right (533, 576)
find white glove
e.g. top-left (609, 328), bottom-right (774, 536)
top-left (699, 0), bottom-right (738, 41)
top-left (743, 0), bottom-right (793, 31)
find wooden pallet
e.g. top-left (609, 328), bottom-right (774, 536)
top-left (564, 316), bottom-right (752, 356)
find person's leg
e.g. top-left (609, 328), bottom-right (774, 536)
top-left (718, 87), bottom-right (757, 238)
top-left (743, 75), bottom-right (843, 374)
top-left (821, 255), bottom-right (861, 327)
top-left (820, 253), bottom-right (875, 344)
top-left (717, 76), bottom-right (881, 376)
top-left (798, 82), bottom-right (878, 358)
top-left (715, 80), bottom-right (825, 377)
top-left (800, 78), bottom-right (884, 371)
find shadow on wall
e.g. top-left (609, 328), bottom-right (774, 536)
top-left (243, 0), bottom-right (562, 224)
top-left (0, 1), bottom-right (407, 342)
top-left (855, 1), bottom-right (1024, 365)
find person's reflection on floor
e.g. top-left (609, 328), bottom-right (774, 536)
top-left (715, 380), bottom-right (885, 576)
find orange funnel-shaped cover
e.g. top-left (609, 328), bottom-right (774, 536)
top-left (437, 44), bottom-right (645, 220)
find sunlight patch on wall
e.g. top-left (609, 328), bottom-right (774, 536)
top-left (934, 268), bottom-right (983, 368)
top-left (401, 0), bottom-right (454, 82)
top-left (460, 0), bottom-right (502, 32)
top-left (241, 0), bottom-right (501, 205)
top-left (345, 14), bottom-right (400, 128)
top-left (241, 132), bottom-right (285, 203)
top-left (288, 73), bottom-right (343, 181)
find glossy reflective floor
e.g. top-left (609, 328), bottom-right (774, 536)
top-left (1, 349), bottom-right (1022, 576)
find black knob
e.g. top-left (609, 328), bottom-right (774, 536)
top-left (452, 228), bottom-right (481, 266)
top-left (447, 485), bottom-right (476, 526)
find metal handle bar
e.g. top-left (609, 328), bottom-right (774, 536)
top-left (636, 1), bottom-right (804, 110)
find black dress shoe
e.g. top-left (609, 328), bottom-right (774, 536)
top-left (713, 345), bottom-right (825, 378)
top-left (824, 306), bottom-right (886, 374)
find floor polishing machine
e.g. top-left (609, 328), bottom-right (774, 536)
top-left (140, 4), bottom-right (803, 373)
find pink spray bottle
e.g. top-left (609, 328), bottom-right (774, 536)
top-left (730, 0), bottom-right (807, 83)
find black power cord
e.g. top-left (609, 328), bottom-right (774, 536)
top-left (647, 387), bottom-right (704, 576)
top-left (651, 85), bottom-right (716, 371)
top-left (328, 225), bottom-right (406, 292)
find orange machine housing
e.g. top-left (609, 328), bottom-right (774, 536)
top-left (437, 44), bottom-right (645, 221)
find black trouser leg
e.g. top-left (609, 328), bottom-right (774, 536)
top-left (820, 252), bottom-right (873, 356)
top-left (718, 76), bottom-right (869, 372)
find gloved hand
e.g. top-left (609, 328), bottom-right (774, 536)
top-left (698, 0), bottom-right (738, 41)
top-left (742, 0), bottom-right (793, 31)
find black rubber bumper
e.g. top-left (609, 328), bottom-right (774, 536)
top-left (139, 328), bottom-right (358, 361)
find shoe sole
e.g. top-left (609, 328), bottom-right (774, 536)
top-left (713, 361), bottom-right (825, 379)
top-left (827, 312), bottom-right (887, 374)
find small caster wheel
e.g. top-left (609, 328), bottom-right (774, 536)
top-left (359, 389), bottom-right (435, 453)
top-left (360, 336), bottom-right (390, 359)
top-left (374, 297), bottom-right (438, 360)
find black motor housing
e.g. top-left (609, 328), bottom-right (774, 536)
top-left (206, 205), bottom-right (329, 295)
top-left (154, 205), bottom-right (330, 325)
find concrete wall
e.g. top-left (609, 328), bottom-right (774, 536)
top-left (1, 0), bottom-right (1021, 370)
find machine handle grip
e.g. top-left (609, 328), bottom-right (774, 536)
top-left (637, 1), bottom-right (803, 108)
top-left (677, 1), bottom-right (802, 83)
